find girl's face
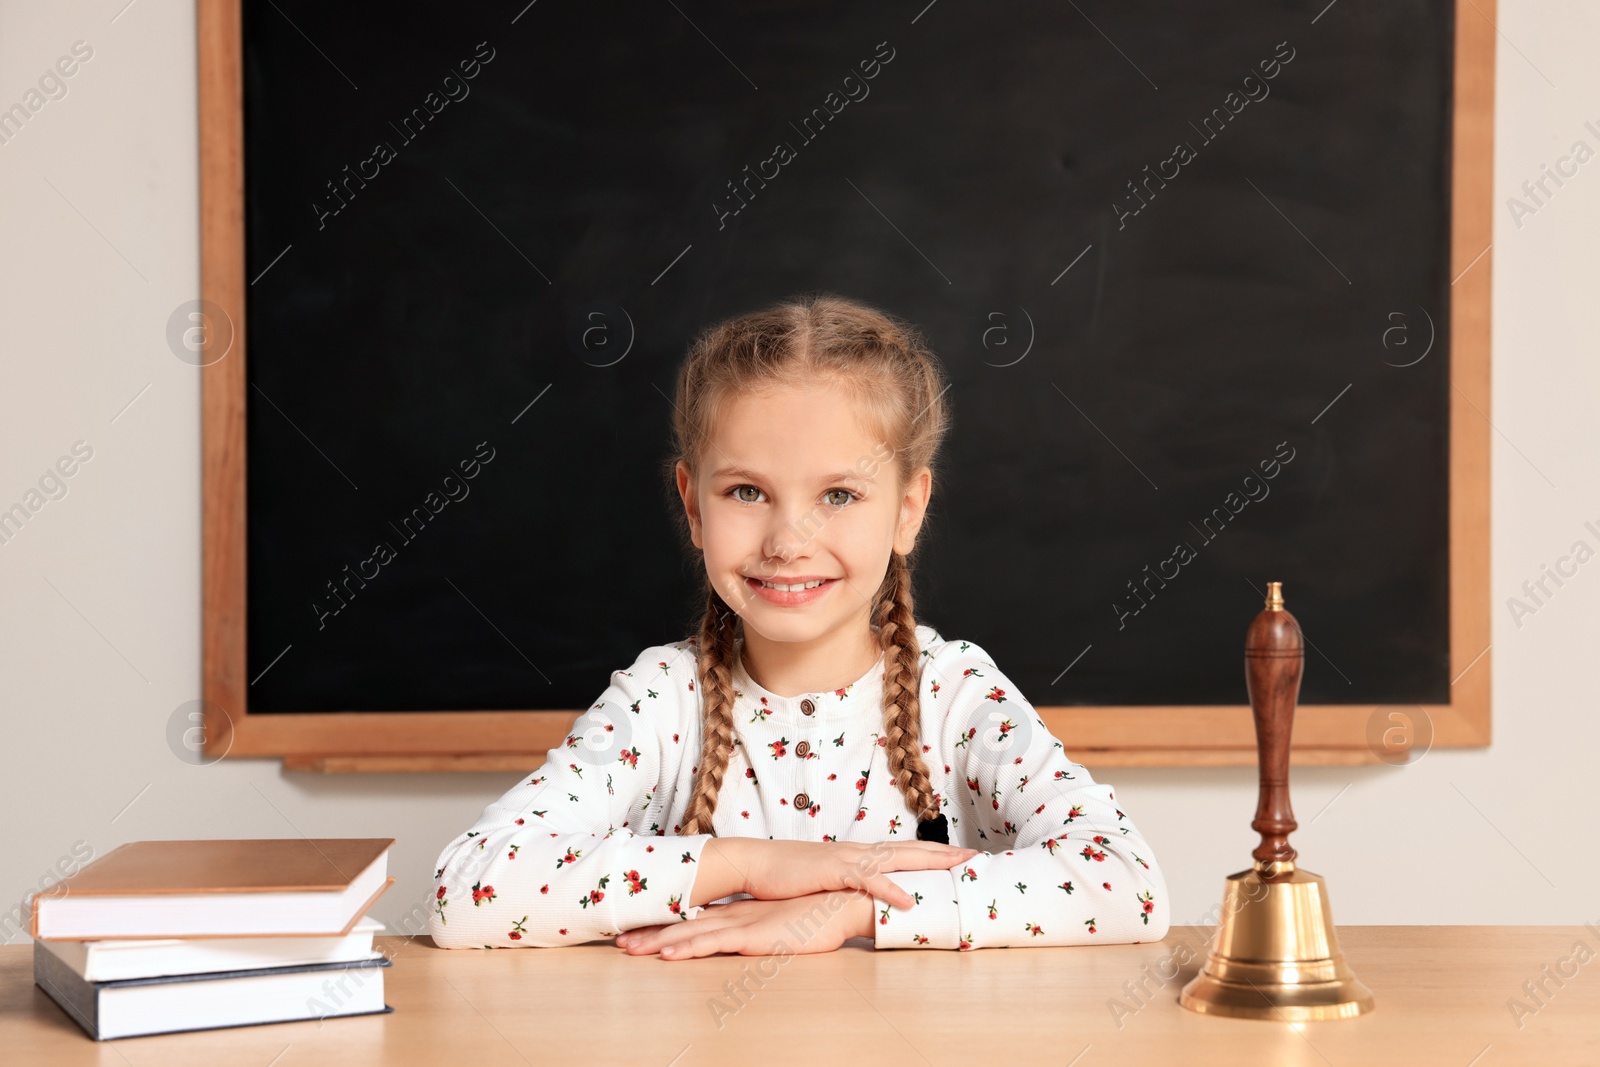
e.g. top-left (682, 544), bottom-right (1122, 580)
top-left (676, 379), bottom-right (930, 648)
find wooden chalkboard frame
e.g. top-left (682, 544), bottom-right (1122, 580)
top-left (199, 0), bottom-right (1494, 771)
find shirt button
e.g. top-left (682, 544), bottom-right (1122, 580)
top-left (800, 699), bottom-right (815, 716)
top-left (793, 792), bottom-right (811, 809)
top-left (795, 740), bottom-right (811, 758)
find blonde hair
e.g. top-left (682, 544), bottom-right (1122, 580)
top-left (663, 292), bottom-right (952, 836)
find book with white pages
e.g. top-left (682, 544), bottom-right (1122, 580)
top-left (33, 944), bottom-right (392, 1041)
top-left (29, 838), bottom-right (394, 940)
top-left (34, 914), bottom-right (387, 982)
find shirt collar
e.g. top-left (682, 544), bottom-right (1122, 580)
top-left (731, 638), bottom-right (887, 725)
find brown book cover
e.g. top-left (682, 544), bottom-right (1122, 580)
top-left (30, 838), bottom-right (394, 940)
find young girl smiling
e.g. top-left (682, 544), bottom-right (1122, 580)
top-left (428, 293), bottom-right (1169, 956)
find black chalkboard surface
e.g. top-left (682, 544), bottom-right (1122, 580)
top-left (242, 0), bottom-right (1453, 715)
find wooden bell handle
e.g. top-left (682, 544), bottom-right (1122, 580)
top-left (1245, 581), bottom-right (1302, 878)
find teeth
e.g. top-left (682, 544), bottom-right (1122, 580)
top-left (760, 579), bottom-right (827, 591)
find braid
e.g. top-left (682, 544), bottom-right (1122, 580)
top-left (678, 588), bottom-right (740, 837)
top-left (876, 550), bottom-right (940, 821)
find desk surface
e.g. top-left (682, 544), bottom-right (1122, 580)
top-left (4, 927), bottom-right (1597, 1065)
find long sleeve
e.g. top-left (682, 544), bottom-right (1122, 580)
top-left (427, 639), bottom-right (715, 948)
top-left (870, 639), bottom-right (1171, 950)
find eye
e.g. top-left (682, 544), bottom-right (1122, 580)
top-left (729, 485), bottom-right (764, 504)
top-left (823, 488), bottom-right (858, 508)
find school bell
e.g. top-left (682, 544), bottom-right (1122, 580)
top-left (1179, 582), bottom-right (1376, 1021)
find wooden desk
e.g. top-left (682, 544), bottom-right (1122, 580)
top-left (4, 928), bottom-right (1596, 1064)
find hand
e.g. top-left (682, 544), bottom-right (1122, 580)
top-left (615, 891), bottom-right (873, 960)
top-left (730, 838), bottom-right (980, 908)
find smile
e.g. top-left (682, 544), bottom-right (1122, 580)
top-left (744, 576), bottom-right (838, 606)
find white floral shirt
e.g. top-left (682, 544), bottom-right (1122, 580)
top-left (428, 623), bottom-right (1170, 951)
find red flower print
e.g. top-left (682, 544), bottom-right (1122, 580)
top-left (1080, 845), bottom-right (1107, 862)
top-left (768, 737), bottom-right (788, 760)
top-left (1138, 890), bottom-right (1156, 924)
top-left (624, 869), bottom-right (648, 895)
top-left (959, 867), bottom-right (978, 882)
top-left (540, 884), bottom-right (549, 894)
top-left (1025, 923), bottom-right (1044, 937)
top-left (1085, 918), bottom-right (1098, 934)
top-left (959, 934), bottom-right (973, 950)
top-left (514, 817), bottom-right (524, 825)
top-left (436, 886), bottom-right (446, 900)
top-left (509, 916), bottom-right (527, 940)
top-left (1060, 881), bottom-right (1075, 894)
top-left (471, 881), bottom-right (496, 906)
top-left (856, 809), bottom-right (867, 821)
top-left (577, 876), bottom-right (610, 909)
top-left (1103, 882), bottom-right (1112, 891)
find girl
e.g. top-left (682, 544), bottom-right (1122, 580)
top-left (428, 293), bottom-right (1169, 956)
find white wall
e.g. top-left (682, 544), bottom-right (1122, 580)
top-left (2, 0), bottom-right (1595, 941)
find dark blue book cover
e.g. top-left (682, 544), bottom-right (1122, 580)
top-left (33, 941), bottom-right (393, 1041)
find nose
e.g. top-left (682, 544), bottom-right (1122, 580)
top-left (762, 532), bottom-right (797, 566)
top-left (760, 505), bottom-right (814, 570)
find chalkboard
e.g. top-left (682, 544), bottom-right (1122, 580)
top-left (201, 0), bottom-right (1492, 765)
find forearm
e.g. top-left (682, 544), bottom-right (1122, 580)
top-left (871, 840), bottom-right (1169, 949)
top-left (688, 837), bottom-right (751, 906)
top-left (430, 828), bottom-right (716, 948)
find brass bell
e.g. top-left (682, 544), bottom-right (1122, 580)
top-left (1179, 582), bottom-right (1376, 1021)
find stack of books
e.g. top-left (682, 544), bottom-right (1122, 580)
top-left (29, 837), bottom-right (396, 1041)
